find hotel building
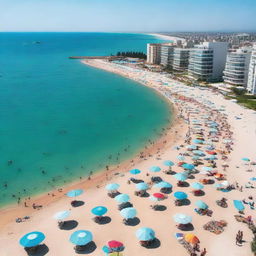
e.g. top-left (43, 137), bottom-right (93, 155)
top-left (247, 44), bottom-right (256, 95)
top-left (188, 42), bottom-right (228, 82)
top-left (160, 44), bottom-right (174, 66)
top-left (223, 48), bottom-right (252, 87)
top-left (172, 48), bottom-right (191, 72)
top-left (147, 43), bottom-right (162, 64)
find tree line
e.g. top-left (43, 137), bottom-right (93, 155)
top-left (115, 51), bottom-right (147, 59)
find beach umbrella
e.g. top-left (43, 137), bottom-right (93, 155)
top-left (120, 207), bottom-right (137, 219)
top-left (135, 182), bottom-right (149, 191)
top-left (106, 183), bottom-right (120, 191)
top-left (115, 194), bottom-right (130, 204)
top-left (129, 169), bottom-right (141, 175)
top-left (174, 173), bottom-right (187, 181)
top-left (201, 166), bottom-right (213, 172)
top-left (195, 200), bottom-right (208, 209)
top-left (54, 210), bottom-right (70, 220)
top-left (150, 166), bottom-right (161, 172)
top-left (91, 206), bottom-right (108, 216)
top-left (191, 182), bottom-right (204, 190)
top-left (66, 189), bottom-right (83, 197)
top-left (193, 139), bottom-right (204, 144)
top-left (205, 155), bottom-right (217, 160)
top-left (192, 156), bottom-right (201, 161)
top-left (250, 177), bottom-right (256, 181)
top-left (20, 231), bottom-right (45, 248)
top-left (163, 160), bottom-right (174, 167)
top-left (184, 234), bottom-right (200, 244)
top-left (108, 240), bottom-right (124, 251)
top-left (173, 214), bottom-right (192, 224)
top-left (136, 227), bottom-right (155, 241)
top-left (154, 181), bottom-right (172, 189)
top-left (209, 128), bottom-right (218, 133)
top-left (205, 145), bottom-right (215, 150)
top-left (193, 150), bottom-right (205, 156)
top-left (174, 191), bottom-right (187, 200)
top-left (186, 145), bottom-right (197, 150)
top-left (223, 139), bottom-right (232, 144)
top-left (182, 163), bottom-right (195, 170)
top-left (70, 230), bottom-right (93, 246)
top-left (233, 200), bottom-right (245, 211)
top-left (174, 233), bottom-right (184, 240)
top-left (152, 193), bottom-right (165, 200)
top-left (177, 155), bottom-right (185, 161)
top-left (214, 183), bottom-right (224, 189)
top-left (102, 245), bottom-right (111, 254)
top-left (242, 157), bottom-right (250, 162)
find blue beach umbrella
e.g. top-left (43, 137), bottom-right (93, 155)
top-left (195, 200), bottom-right (208, 209)
top-left (129, 169), bottom-right (141, 175)
top-left (120, 207), bottom-right (137, 219)
top-left (115, 194), bottom-right (130, 203)
top-left (106, 183), bottom-right (120, 191)
top-left (174, 173), bottom-right (187, 181)
top-left (66, 189), bottom-right (83, 197)
top-left (191, 182), bottom-right (204, 190)
top-left (205, 155), bottom-right (217, 160)
top-left (150, 166), bottom-right (161, 172)
top-left (202, 166), bottom-right (213, 172)
top-left (163, 160), bottom-right (174, 167)
top-left (192, 156), bottom-right (201, 160)
top-left (91, 206), bottom-right (108, 216)
top-left (154, 181), bottom-right (172, 189)
top-left (174, 191), bottom-right (187, 200)
top-left (205, 145), bottom-right (215, 150)
top-left (136, 227), bottom-right (155, 241)
top-left (242, 157), bottom-right (250, 162)
top-left (214, 183), bottom-right (224, 189)
top-left (136, 182), bottom-right (149, 191)
top-left (20, 231), bottom-right (45, 248)
top-left (193, 150), bottom-right (205, 156)
top-left (173, 214), bottom-right (192, 224)
top-left (70, 230), bottom-right (93, 246)
top-left (177, 155), bottom-right (185, 161)
top-left (54, 210), bottom-right (70, 220)
top-left (186, 145), bottom-right (197, 150)
top-left (233, 200), bottom-right (245, 211)
top-left (193, 139), bottom-right (204, 144)
top-left (182, 163), bottom-right (195, 170)
top-left (250, 177), bottom-right (256, 181)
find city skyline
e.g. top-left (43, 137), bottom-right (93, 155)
top-left (1, 0), bottom-right (256, 32)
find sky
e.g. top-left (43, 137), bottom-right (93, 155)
top-left (0, 0), bottom-right (256, 32)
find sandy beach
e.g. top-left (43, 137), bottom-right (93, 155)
top-left (148, 33), bottom-right (186, 43)
top-left (0, 59), bottom-right (255, 256)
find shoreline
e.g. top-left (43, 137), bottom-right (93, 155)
top-left (0, 67), bottom-right (186, 229)
top-left (147, 33), bottom-right (186, 42)
top-left (1, 58), bottom-right (255, 256)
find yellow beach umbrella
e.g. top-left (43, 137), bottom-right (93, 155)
top-left (184, 233), bottom-right (200, 244)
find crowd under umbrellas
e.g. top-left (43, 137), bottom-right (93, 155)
top-left (17, 85), bottom-right (256, 256)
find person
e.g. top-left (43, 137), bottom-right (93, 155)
top-left (200, 248), bottom-right (207, 256)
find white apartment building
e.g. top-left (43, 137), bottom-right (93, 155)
top-left (188, 42), bottom-right (228, 82)
top-left (160, 44), bottom-right (174, 66)
top-left (147, 43), bottom-right (162, 64)
top-left (173, 48), bottom-right (191, 72)
top-left (223, 48), bottom-right (252, 87)
top-left (247, 44), bottom-right (256, 95)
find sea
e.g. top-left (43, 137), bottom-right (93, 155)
top-left (0, 32), bottom-right (171, 207)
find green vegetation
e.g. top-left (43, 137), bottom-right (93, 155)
top-left (229, 87), bottom-right (256, 110)
top-left (116, 51), bottom-right (147, 59)
top-left (251, 237), bottom-right (256, 255)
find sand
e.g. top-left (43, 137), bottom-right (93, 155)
top-left (0, 59), bottom-right (255, 256)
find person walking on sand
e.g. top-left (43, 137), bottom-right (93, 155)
top-left (200, 248), bottom-right (207, 256)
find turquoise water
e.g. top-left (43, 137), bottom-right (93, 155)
top-left (0, 33), bottom-right (171, 206)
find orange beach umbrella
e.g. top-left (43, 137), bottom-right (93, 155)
top-left (184, 233), bottom-right (200, 244)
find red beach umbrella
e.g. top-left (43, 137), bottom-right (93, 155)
top-left (206, 151), bottom-right (216, 155)
top-left (108, 240), bottom-right (124, 249)
top-left (178, 162), bottom-right (186, 166)
top-left (153, 193), bottom-right (165, 199)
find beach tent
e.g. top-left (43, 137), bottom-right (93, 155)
top-left (20, 231), bottom-right (45, 248)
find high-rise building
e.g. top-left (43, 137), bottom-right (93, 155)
top-left (147, 43), bottom-right (162, 64)
top-left (247, 44), bottom-right (256, 95)
top-left (223, 48), bottom-right (252, 87)
top-left (173, 48), bottom-right (191, 72)
top-left (160, 44), bottom-right (174, 66)
top-left (188, 42), bottom-right (228, 82)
